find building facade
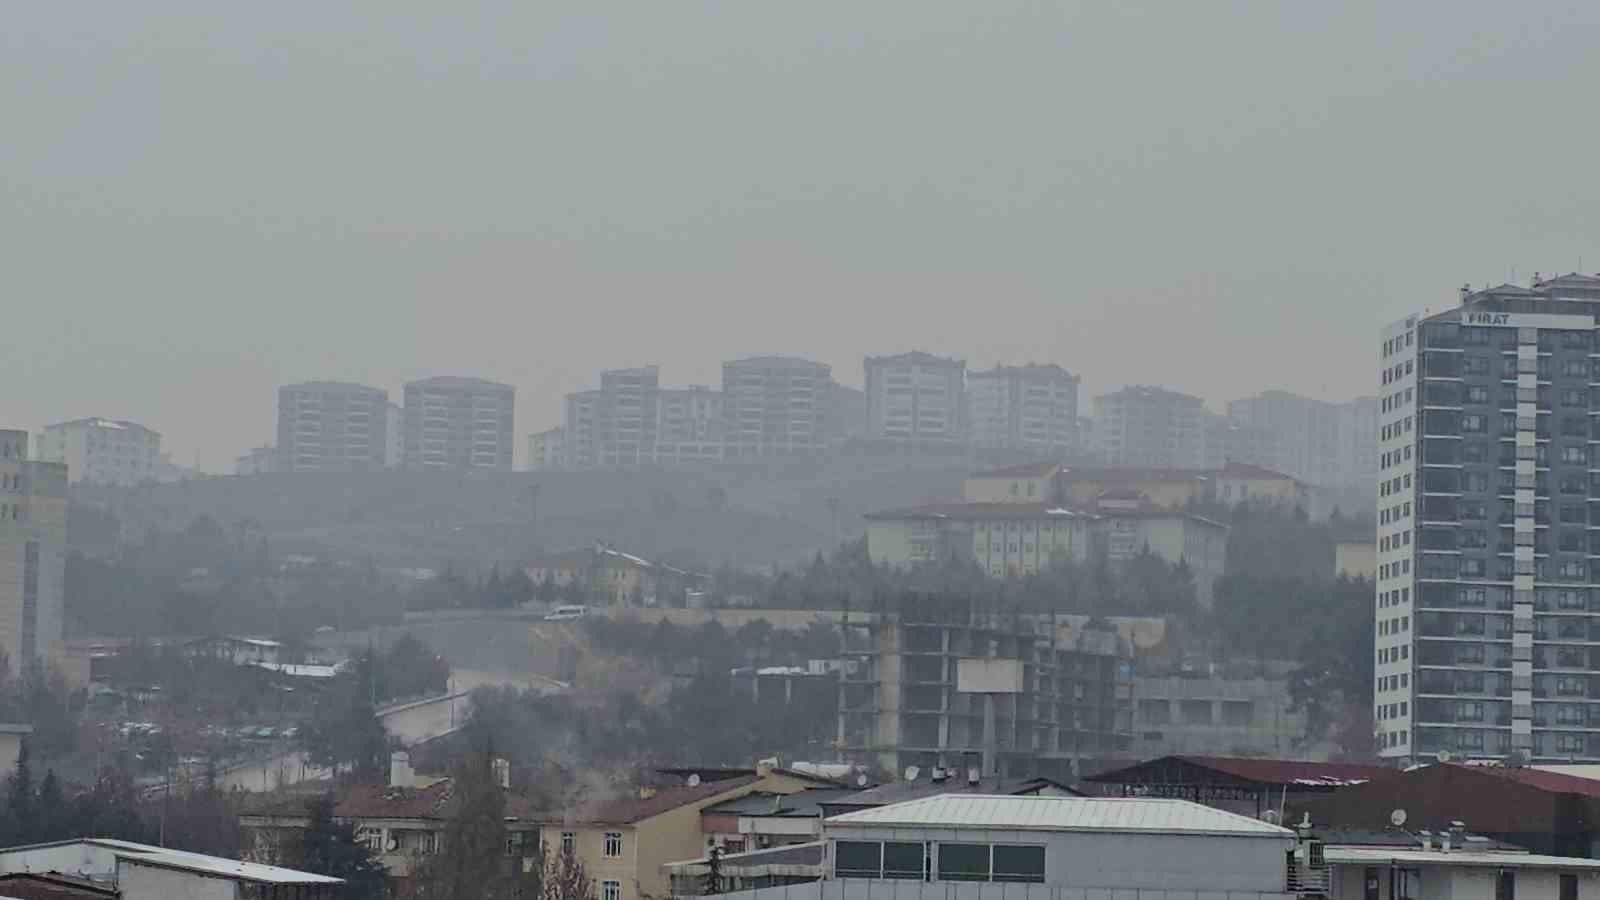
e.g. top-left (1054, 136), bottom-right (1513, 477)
top-left (275, 382), bottom-right (389, 472)
top-left (837, 604), bottom-right (1132, 781)
top-left (35, 418), bottom-right (161, 486)
top-left (528, 427), bottom-right (567, 471)
top-left (654, 386), bottom-right (726, 465)
top-left (863, 352), bottom-right (966, 444)
top-left (967, 364), bottom-right (1080, 456)
top-left (0, 431), bottom-right (66, 677)
top-left (402, 376), bottom-right (515, 470)
top-left (1090, 386), bottom-right (1207, 469)
top-left (722, 357), bottom-right (834, 456)
top-left (234, 445), bottom-right (277, 476)
top-left (1228, 389), bottom-right (1378, 488)
top-left (1376, 274), bottom-right (1600, 764)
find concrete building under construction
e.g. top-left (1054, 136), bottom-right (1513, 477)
top-left (836, 595), bottom-right (1133, 782)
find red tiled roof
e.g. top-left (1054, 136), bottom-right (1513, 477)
top-left (1059, 467), bottom-right (1210, 484)
top-left (1217, 461), bottom-right (1301, 483)
top-left (864, 502), bottom-right (1091, 521)
top-left (969, 462), bottom-right (1063, 479)
top-left (551, 775), bottom-right (761, 826)
top-left (1469, 765), bottom-right (1600, 799)
top-left (245, 780), bottom-right (537, 822)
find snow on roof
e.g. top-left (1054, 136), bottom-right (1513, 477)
top-left (825, 795), bottom-right (1293, 838)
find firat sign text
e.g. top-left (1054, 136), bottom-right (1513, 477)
top-left (1465, 312), bottom-right (1511, 325)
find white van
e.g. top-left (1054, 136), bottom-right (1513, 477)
top-left (544, 605), bottom-right (589, 622)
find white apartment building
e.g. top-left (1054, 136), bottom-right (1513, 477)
top-left (36, 418), bottom-right (161, 486)
top-left (1228, 389), bottom-right (1378, 488)
top-left (967, 364), bottom-right (1079, 455)
top-left (402, 376), bottom-right (515, 470)
top-left (723, 356), bottom-right (834, 456)
top-left (385, 400), bottom-right (403, 467)
top-left (1376, 274), bottom-right (1600, 764)
top-left (1090, 386), bottom-right (1207, 469)
top-left (275, 381), bottom-right (390, 472)
top-left (863, 352), bottom-right (966, 444)
top-left (655, 386), bottom-right (726, 464)
top-left (528, 426), bottom-right (567, 471)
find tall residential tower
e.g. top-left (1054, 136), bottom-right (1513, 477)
top-left (1377, 274), bottom-right (1600, 764)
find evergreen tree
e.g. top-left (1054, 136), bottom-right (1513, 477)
top-left (300, 793), bottom-right (387, 900)
top-left (703, 845), bottom-right (723, 895)
top-left (437, 744), bottom-right (512, 898)
top-left (35, 769), bottom-right (65, 842)
top-left (4, 741), bottom-right (34, 844)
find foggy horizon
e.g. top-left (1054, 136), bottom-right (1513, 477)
top-left (7, 1), bottom-right (1600, 468)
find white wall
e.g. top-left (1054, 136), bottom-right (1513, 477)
top-left (704, 881), bottom-right (1293, 900)
top-left (119, 861), bottom-right (237, 900)
top-left (825, 829), bottom-right (1293, 894)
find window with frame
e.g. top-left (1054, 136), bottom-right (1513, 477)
top-left (560, 832), bottom-right (576, 855)
top-left (937, 844), bottom-right (992, 882)
top-left (836, 842), bottom-right (882, 878)
top-left (1557, 734), bottom-right (1586, 754)
top-left (603, 832), bottom-right (623, 858)
top-left (602, 881), bottom-right (621, 900)
top-left (991, 846), bottom-right (1046, 884)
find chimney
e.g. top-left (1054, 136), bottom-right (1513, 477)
top-left (389, 751), bottom-right (414, 790)
top-left (493, 757), bottom-right (511, 790)
top-left (1460, 284), bottom-right (1472, 304)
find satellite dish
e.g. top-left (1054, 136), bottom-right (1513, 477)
top-left (856, 774), bottom-right (869, 787)
top-left (687, 774), bottom-right (701, 787)
top-left (1390, 809), bottom-right (1408, 827)
top-left (1436, 750), bottom-right (1453, 763)
top-left (903, 766), bottom-right (921, 782)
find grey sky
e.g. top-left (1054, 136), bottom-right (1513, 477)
top-left (5, 1), bottom-right (1599, 468)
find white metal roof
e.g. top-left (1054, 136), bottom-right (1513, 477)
top-left (825, 795), bottom-right (1294, 838)
top-left (0, 839), bottom-right (342, 884)
top-left (1325, 846), bottom-right (1600, 871)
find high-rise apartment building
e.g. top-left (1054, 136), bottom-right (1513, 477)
top-left (863, 352), bottom-right (966, 444)
top-left (654, 386), bottom-right (725, 465)
top-left (1376, 274), bottom-right (1600, 764)
top-left (967, 364), bottom-right (1080, 455)
top-left (35, 418), bottom-right (161, 487)
top-left (1090, 386), bottom-right (1207, 468)
top-left (0, 431), bottom-right (66, 676)
top-left (1227, 390), bottom-right (1378, 488)
top-left (595, 366), bottom-right (660, 467)
top-left (527, 427), bottom-right (567, 471)
top-left (385, 401), bottom-right (403, 467)
top-left (402, 376), bottom-right (515, 471)
top-left (721, 356), bottom-right (834, 456)
top-left (275, 382), bottom-right (390, 472)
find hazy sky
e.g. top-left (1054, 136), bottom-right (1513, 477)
top-left (6, 1), bottom-right (1600, 469)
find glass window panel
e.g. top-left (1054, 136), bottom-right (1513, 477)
top-left (938, 844), bottom-right (991, 882)
top-left (992, 845), bottom-right (1046, 883)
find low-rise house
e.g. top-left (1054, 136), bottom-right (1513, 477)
top-left (0, 838), bottom-right (341, 899)
top-left (0, 871), bottom-right (120, 898)
top-left (961, 462), bottom-right (1064, 504)
top-left (186, 636), bottom-right (284, 667)
top-left (540, 767), bottom-right (833, 900)
top-left (699, 788), bottom-right (865, 853)
top-left (863, 502), bottom-right (1096, 575)
top-left (1292, 827), bottom-right (1600, 899)
top-left (526, 544), bottom-right (704, 606)
top-left (239, 752), bottom-right (538, 889)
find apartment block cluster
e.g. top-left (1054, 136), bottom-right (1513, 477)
top-left (239, 375), bottom-right (517, 474)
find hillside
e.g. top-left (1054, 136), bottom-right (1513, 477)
top-left (71, 445), bottom-right (1026, 571)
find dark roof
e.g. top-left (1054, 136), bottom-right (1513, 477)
top-left (0, 871), bottom-right (121, 897)
top-left (244, 779), bottom-right (537, 822)
top-left (821, 775), bottom-right (1081, 811)
top-left (1307, 827), bottom-right (1523, 852)
top-left (1474, 765), bottom-right (1600, 799)
top-left (1085, 755), bottom-right (1392, 790)
top-left (864, 501), bottom-right (1091, 522)
top-left (555, 776), bottom-right (761, 825)
top-left (702, 787), bottom-right (866, 818)
top-left (970, 462), bottom-right (1063, 479)
top-left (656, 766), bottom-right (850, 788)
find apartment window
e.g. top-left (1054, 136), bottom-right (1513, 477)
top-left (602, 881), bottom-right (621, 900)
top-left (1561, 873), bottom-right (1578, 900)
top-left (560, 832), bottom-right (576, 855)
top-left (991, 846), bottom-right (1046, 884)
top-left (836, 842), bottom-right (882, 878)
top-left (602, 832), bottom-right (624, 858)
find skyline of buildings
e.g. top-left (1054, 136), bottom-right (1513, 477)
top-left (275, 381), bottom-right (391, 472)
top-left (401, 376), bottom-right (516, 471)
top-left (35, 417), bottom-right (162, 487)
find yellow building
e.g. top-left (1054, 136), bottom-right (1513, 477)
top-left (961, 461), bottom-right (1063, 503)
top-left (537, 768), bottom-right (829, 900)
top-left (1056, 466), bottom-right (1210, 508)
top-left (1208, 461), bottom-right (1310, 507)
top-left (864, 502), bottom-right (1095, 576)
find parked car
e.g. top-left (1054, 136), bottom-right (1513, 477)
top-left (544, 605), bottom-right (589, 622)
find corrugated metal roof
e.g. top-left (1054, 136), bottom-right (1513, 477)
top-left (1085, 755), bottom-right (1391, 789)
top-left (825, 795), bottom-right (1293, 838)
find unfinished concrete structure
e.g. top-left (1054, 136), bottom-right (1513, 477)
top-left (837, 595), bottom-right (1132, 781)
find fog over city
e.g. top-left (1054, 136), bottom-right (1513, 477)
top-left (6, 1), bottom-right (1600, 467)
top-left (9, 4), bottom-right (1600, 898)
